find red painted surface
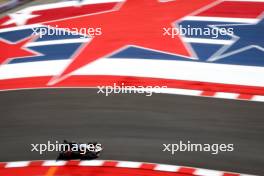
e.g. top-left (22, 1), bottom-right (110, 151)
top-left (0, 75), bottom-right (264, 96)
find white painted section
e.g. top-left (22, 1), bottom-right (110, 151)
top-left (0, 58), bottom-right (264, 88)
top-left (154, 164), bottom-right (180, 172)
top-left (5, 161), bottom-right (29, 168)
top-left (42, 160), bottom-right (67, 166)
top-left (252, 95), bottom-right (264, 102)
top-left (214, 92), bottom-right (239, 99)
top-left (183, 16), bottom-right (259, 24)
top-left (116, 161), bottom-right (142, 168)
top-left (194, 168), bottom-right (223, 176)
top-left (79, 160), bottom-right (104, 166)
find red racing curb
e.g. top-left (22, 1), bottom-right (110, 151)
top-left (0, 75), bottom-right (264, 102)
top-left (0, 160), bottom-right (255, 176)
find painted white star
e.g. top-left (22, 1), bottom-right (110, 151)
top-left (2, 12), bottom-right (39, 26)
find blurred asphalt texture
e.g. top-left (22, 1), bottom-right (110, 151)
top-left (0, 89), bottom-right (263, 175)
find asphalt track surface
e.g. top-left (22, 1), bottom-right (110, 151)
top-left (0, 89), bottom-right (263, 175)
